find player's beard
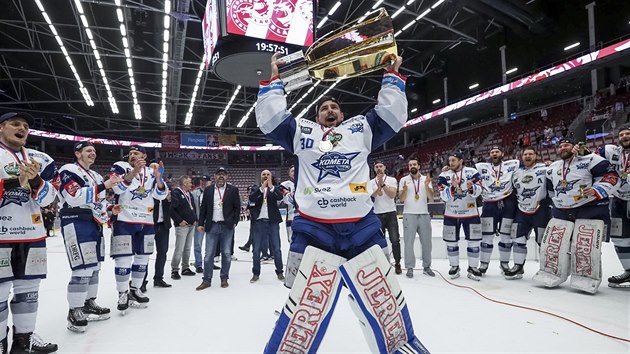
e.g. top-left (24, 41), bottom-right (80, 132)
top-left (410, 167), bottom-right (418, 175)
top-left (560, 150), bottom-right (574, 160)
top-left (621, 139), bottom-right (630, 150)
top-left (492, 156), bottom-right (502, 164)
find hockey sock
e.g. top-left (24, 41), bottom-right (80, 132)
top-left (480, 234), bottom-right (494, 264)
top-left (10, 279), bottom-right (40, 334)
top-left (445, 241), bottom-right (459, 267)
top-left (498, 233), bottom-right (513, 263)
top-left (131, 255), bottom-right (149, 289)
top-left (513, 236), bottom-right (527, 265)
top-left (612, 237), bottom-right (630, 270)
top-left (87, 269), bottom-right (100, 300)
top-left (114, 256), bottom-right (133, 292)
top-left (67, 268), bottom-right (93, 309)
top-left (467, 240), bottom-right (481, 268)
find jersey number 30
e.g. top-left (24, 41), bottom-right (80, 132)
top-left (300, 138), bottom-right (314, 149)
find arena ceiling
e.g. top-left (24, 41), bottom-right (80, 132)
top-left (0, 0), bottom-right (629, 144)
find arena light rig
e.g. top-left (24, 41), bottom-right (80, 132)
top-left (34, 0), bottom-right (94, 107)
top-left (159, 0), bottom-right (171, 123)
top-left (215, 85), bottom-right (241, 127)
top-left (73, 0), bottom-right (118, 113)
top-left (113, 0), bottom-right (141, 119)
top-left (184, 56), bottom-right (206, 126)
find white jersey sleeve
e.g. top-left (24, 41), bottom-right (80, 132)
top-left (601, 145), bottom-right (630, 200)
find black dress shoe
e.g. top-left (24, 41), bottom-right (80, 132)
top-left (171, 271), bottom-right (181, 280)
top-left (238, 245), bottom-right (249, 252)
top-left (154, 279), bottom-right (172, 287)
top-left (181, 268), bottom-right (196, 276)
top-left (213, 264), bottom-right (221, 270)
top-left (196, 266), bottom-right (204, 273)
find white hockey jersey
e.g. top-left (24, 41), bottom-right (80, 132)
top-left (475, 159), bottom-right (520, 202)
top-left (280, 179), bottom-right (295, 221)
top-left (437, 167), bottom-right (482, 218)
top-left (600, 145), bottom-right (630, 201)
top-left (546, 153), bottom-right (618, 209)
top-left (0, 145), bottom-right (58, 242)
top-left (58, 163), bottom-right (109, 224)
top-left (255, 72), bottom-right (407, 223)
top-left (110, 161), bottom-right (168, 225)
top-left (511, 163), bottom-right (548, 214)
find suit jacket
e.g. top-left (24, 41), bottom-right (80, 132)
top-left (199, 183), bottom-right (241, 229)
top-left (170, 188), bottom-right (197, 226)
top-left (153, 197), bottom-right (172, 229)
top-left (249, 185), bottom-right (283, 223)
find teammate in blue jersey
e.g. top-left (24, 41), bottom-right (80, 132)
top-left (475, 146), bottom-right (520, 275)
top-left (109, 146), bottom-right (168, 313)
top-left (505, 146), bottom-right (549, 279)
top-left (598, 124), bottom-right (630, 287)
top-left (58, 142), bottom-right (122, 332)
top-left (256, 53), bottom-right (429, 353)
top-left (0, 112), bottom-right (58, 353)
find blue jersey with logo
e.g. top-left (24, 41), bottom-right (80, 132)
top-left (0, 147), bottom-right (58, 242)
top-left (546, 153), bottom-right (618, 209)
top-left (255, 73), bottom-right (407, 223)
top-left (110, 161), bottom-right (168, 225)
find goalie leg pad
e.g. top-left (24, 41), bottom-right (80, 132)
top-left (339, 245), bottom-right (430, 354)
top-left (533, 218), bottom-right (573, 288)
top-left (569, 219), bottom-right (604, 294)
top-left (264, 246), bottom-right (346, 354)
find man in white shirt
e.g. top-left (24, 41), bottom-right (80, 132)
top-left (369, 161), bottom-right (402, 274)
top-left (399, 158), bottom-right (434, 277)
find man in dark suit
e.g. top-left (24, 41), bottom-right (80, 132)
top-left (249, 169), bottom-right (284, 283)
top-left (152, 189), bottom-right (172, 288)
top-left (169, 175), bottom-right (198, 279)
top-left (196, 167), bottom-right (241, 289)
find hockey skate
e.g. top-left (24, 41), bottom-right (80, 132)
top-left (478, 262), bottom-right (489, 275)
top-left (67, 308), bottom-right (88, 333)
top-left (129, 287), bottom-right (149, 308)
top-left (504, 264), bottom-right (524, 280)
top-left (117, 291), bottom-right (129, 315)
top-left (467, 266), bottom-right (482, 281)
top-left (83, 298), bottom-right (111, 321)
top-left (448, 266), bottom-right (460, 279)
top-left (608, 270), bottom-right (630, 288)
top-left (10, 327), bottom-right (58, 354)
top-left (499, 262), bottom-right (510, 275)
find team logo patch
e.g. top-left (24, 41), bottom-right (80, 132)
top-left (0, 258), bottom-right (9, 267)
top-left (0, 188), bottom-right (30, 207)
top-left (575, 162), bottom-right (589, 170)
top-left (148, 207), bottom-right (154, 213)
top-left (349, 182), bottom-right (367, 193)
top-left (521, 186), bottom-right (540, 200)
top-left (348, 122), bottom-right (364, 134)
top-left (230, 0), bottom-right (272, 32)
top-left (488, 181), bottom-right (508, 192)
top-left (522, 175), bottom-right (534, 184)
top-left (311, 151), bottom-right (359, 182)
top-left (555, 179), bottom-right (580, 194)
top-left (467, 202), bottom-right (476, 209)
top-left (269, 1), bottom-right (295, 38)
top-left (130, 188), bottom-right (150, 201)
top-left (300, 126), bottom-right (312, 134)
top-left (31, 214), bottom-right (42, 224)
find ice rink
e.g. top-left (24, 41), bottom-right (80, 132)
top-left (27, 219), bottom-right (630, 353)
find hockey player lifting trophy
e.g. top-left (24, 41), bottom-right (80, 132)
top-left (256, 8), bottom-right (430, 354)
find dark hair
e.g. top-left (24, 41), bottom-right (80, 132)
top-left (522, 145), bottom-right (537, 154)
top-left (407, 156), bottom-right (420, 164)
top-left (618, 123), bottom-right (630, 135)
top-left (373, 160), bottom-right (385, 166)
top-left (317, 95), bottom-right (341, 112)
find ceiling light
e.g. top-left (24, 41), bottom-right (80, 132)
top-left (391, 7), bottom-right (405, 19)
top-left (505, 67), bottom-right (518, 75)
top-left (431, 0), bottom-right (445, 9)
top-left (317, 17), bottom-right (328, 29)
top-left (564, 42), bottom-right (580, 51)
top-left (410, 108), bottom-right (417, 113)
top-left (372, 0), bottom-right (384, 9)
top-left (416, 8), bottom-right (431, 20)
top-left (432, 98), bottom-right (441, 104)
top-left (469, 83), bottom-right (479, 90)
top-left (329, 1), bottom-right (341, 15)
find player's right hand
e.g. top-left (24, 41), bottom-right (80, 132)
top-left (270, 52), bottom-right (284, 80)
top-left (105, 176), bottom-right (123, 189)
top-left (133, 158), bottom-right (145, 172)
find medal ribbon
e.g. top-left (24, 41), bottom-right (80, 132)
top-left (76, 163), bottom-right (97, 187)
top-left (138, 167), bottom-right (146, 190)
top-left (217, 185), bottom-right (225, 207)
top-left (178, 187), bottom-right (193, 209)
top-left (622, 150), bottom-right (629, 175)
top-left (0, 141), bottom-right (28, 165)
top-left (262, 187), bottom-right (268, 204)
top-left (411, 174), bottom-right (420, 197)
top-left (561, 157), bottom-right (573, 182)
top-left (492, 162), bottom-right (502, 185)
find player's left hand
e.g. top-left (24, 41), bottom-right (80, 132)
top-left (112, 204), bottom-right (122, 215)
top-left (466, 180), bottom-right (474, 190)
top-left (386, 56), bottom-right (403, 73)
